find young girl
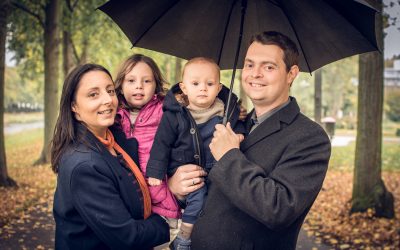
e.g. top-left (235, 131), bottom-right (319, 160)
top-left (113, 54), bottom-right (181, 226)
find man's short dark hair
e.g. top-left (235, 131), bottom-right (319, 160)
top-left (250, 31), bottom-right (299, 72)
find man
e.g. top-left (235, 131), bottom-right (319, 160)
top-left (189, 31), bottom-right (331, 249)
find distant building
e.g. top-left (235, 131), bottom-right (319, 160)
top-left (385, 60), bottom-right (400, 88)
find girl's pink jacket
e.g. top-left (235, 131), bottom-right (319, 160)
top-left (116, 95), bottom-right (181, 219)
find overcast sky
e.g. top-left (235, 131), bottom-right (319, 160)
top-left (384, 0), bottom-right (400, 58)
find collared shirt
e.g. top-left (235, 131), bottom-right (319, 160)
top-left (250, 98), bottom-right (291, 133)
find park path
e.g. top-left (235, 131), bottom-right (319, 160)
top-left (0, 200), bottom-right (333, 250)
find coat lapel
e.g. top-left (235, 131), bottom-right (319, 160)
top-left (240, 114), bottom-right (281, 152)
top-left (240, 97), bottom-right (300, 152)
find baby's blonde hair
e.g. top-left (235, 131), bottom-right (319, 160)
top-left (181, 57), bottom-right (220, 81)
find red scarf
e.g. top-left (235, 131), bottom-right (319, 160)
top-left (96, 129), bottom-right (151, 219)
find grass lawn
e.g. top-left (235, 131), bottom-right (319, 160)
top-left (329, 141), bottom-right (400, 172)
top-left (3, 112), bottom-right (44, 126)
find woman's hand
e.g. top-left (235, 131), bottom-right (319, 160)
top-left (168, 164), bottom-right (207, 200)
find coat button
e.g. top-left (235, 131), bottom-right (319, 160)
top-left (194, 154), bottom-right (200, 159)
top-left (190, 128), bottom-right (196, 134)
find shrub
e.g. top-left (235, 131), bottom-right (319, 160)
top-left (386, 89), bottom-right (400, 122)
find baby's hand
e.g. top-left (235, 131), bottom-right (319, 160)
top-left (148, 177), bottom-right (162, 186)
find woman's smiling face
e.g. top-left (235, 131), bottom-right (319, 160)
top-left (72, 70), bottom-right (118, 138)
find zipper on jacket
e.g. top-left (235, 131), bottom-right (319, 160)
top-left (130, 123), bottom-right (134, 137)
top-left (184, 107), bottom-right (203, 168)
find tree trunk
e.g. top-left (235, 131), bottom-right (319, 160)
top-left (174, 57), bottom-right (182, 84)
top-left (314, 69), bottom-right (322, 124)
top-left (165, 56), bottom-right (172, 84)
top-left (36, 0), bottom-right (61, 164)
top-left (0, 0), bottom-right (17, 187)
top-left (351, 0), bottom-right (394, 218)
top-left (78, 39), bottom-right (88, 64)
top-left (62, 30), bottom-right (74, 77)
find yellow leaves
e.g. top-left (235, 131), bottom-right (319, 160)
top-left (303, 171), bottom-right (400, 249)
top-left (0, 138), bottom-right (55, 226)
top-left (329, 238), bottom-right (338, 244)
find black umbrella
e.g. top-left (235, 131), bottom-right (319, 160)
top-left (99, 0), bottom-right (379, 123)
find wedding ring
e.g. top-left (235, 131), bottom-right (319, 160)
top-left (192, 179), bottom-right (195, 185)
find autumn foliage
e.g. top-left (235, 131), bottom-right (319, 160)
top-left (304, 171), bottom-right (399, 249)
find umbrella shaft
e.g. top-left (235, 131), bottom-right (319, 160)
top-left (223, 0), bottom-right (247, 125)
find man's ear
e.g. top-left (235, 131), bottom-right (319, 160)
top-left (179, 82), bottom-right (187, 95)
top-left (287, 65), bottom-right (299, 86)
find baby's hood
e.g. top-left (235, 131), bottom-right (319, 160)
top-left (162, 83), bottom-right (187, 113)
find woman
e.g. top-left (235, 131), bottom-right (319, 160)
top-left (51, 64), bottom-right (169, 250)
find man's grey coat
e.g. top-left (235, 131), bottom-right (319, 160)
top-left (191, 97), bottom-right (331, 250)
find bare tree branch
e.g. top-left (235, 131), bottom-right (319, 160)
top-left (65, 0), bottom-right (73, 12)
top-left (70, 35), bottom-right (79, 62)
top-left (71, 0), bottom-right (79, 10)
top-left (65, 0), bottom-right (79, 12)
top-left (11, 1), bottom-right (44, 28)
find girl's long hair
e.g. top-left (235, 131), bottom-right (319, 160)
top-left (50, 64), bottom-right (112, 173)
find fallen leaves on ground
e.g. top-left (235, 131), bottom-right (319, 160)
top-left (0, 138), bottom-right (55, 227)
top-left (304, 171), bottom-right (400, 249)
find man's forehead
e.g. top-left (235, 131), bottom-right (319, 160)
top-left (245, 42), bottom-right (284, 63)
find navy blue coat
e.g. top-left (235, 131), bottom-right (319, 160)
top-left (146, 83), bottom-right (245, 179)
top-left (53, 125), bottom-right (169, 250)
top-left (191, 97), bottom-right (331, 250)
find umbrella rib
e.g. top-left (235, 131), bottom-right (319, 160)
top-left (272, 0), bottom-right (312, 73)
top-left (132, 0), bottom-right (182, 47)
top-left (217, 0), bottom-right (238, 65)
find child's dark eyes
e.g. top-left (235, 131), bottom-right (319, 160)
top-left (192, 82), bottom-right (199, 86)
top-left (207, 82), bottom-right (215, 86)
top-left (107, 89), bottom-right (116, 95)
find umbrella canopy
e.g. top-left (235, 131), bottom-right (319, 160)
top-left (99, 0), bottom-right (379, 73)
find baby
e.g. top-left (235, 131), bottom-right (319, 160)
top-left (146, 57), bottom-right (245, 250)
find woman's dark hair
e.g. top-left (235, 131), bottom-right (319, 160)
top-left (250, 31), bottom-right (299, 72)
top-left (114, 54), bottom-right (168, 110)
top-left (50, 64), bottom-right (112, 173)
